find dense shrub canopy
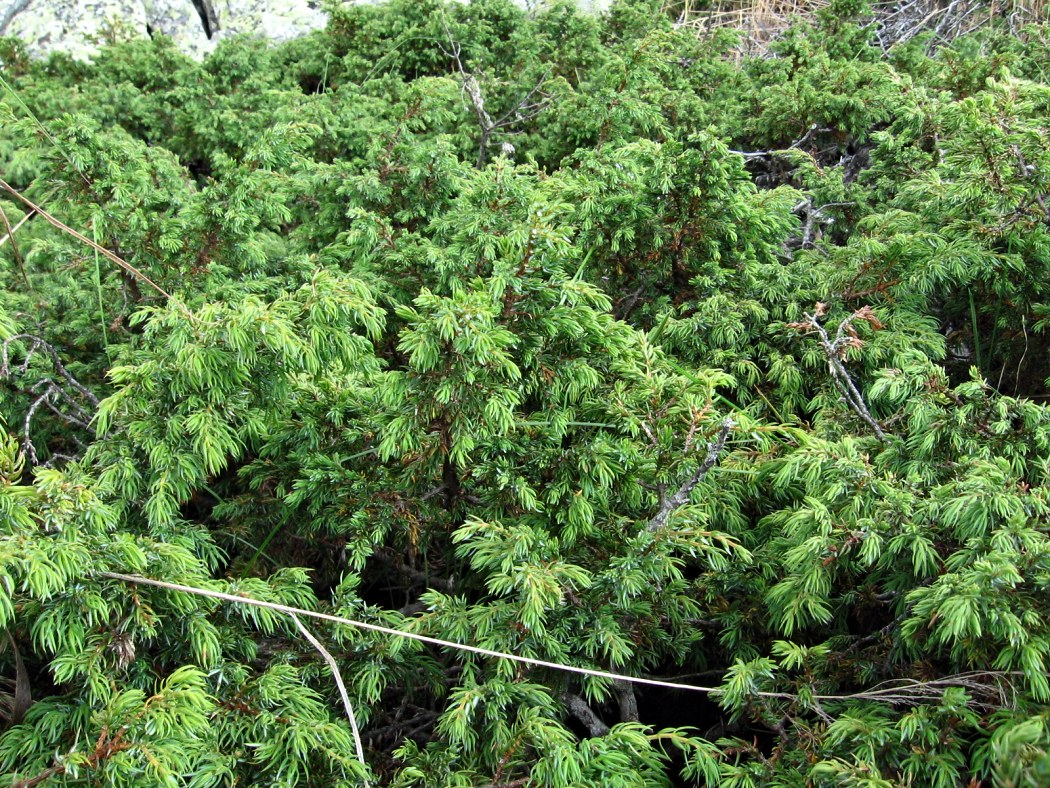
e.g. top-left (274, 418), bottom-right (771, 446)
top-left (1, 0), bottom-right (1050, 784)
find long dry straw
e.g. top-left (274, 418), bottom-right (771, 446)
top-left (101, 572), bottom-right (1023, 711)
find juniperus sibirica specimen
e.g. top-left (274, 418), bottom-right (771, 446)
top-left (0, 1), bottom-right (1049, 784)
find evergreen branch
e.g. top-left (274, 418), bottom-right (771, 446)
top-left (0, 73), bottom-right (92, 189)
top-left (0, 179), bottom-right (191, 316)
top-left (12, 723), bottom-right (135, 787)
top-left (101, 571), bottom-right (731, 694)
top-left (647, 417), bottom-right (734, 532)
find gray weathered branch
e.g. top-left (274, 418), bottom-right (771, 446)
top-left (442, 21), bottom-right (550, 168)
top-left (561, 692), bottom-right (610, 737)
top-left (647, 417), bottom-right (734, 532)
top-left (613, 678), bottom-right (639, 723)
top-left (799, 309), bottom-right (887, 442)
top-left (1, 334), bottom-right (102, 464)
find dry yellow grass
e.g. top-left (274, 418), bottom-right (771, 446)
top-left (663, 0), bottom-right (1050, 57)
top-left (664, 0), bottom-right (825, 57)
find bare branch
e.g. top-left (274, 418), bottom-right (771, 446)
top-left (372, 548), bottom-right (456, 593)
top-left (441, 20), bottom-right (549, 167)
top-left (647, 418), bottom-right (734, 532)
top-left (792, 308), bottom-right (887, 441)
top-left (792, 199), bottom-right (856, 250)
top-left (2, 334), bottom-right (99, 407)
top-left (12, 764), bottom-right (66, 788)
top-left (1, 630), bottom-right (31, 726)
top-left (365, 709), bottom-right (439, 746)
top-left (1, 334), bottom-right (102, 464)
top-left (613, 679), bottom-right (639, 723)
top-left (561, 692), bottom-right (610, 737)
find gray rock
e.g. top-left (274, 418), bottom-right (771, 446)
top-left (0, 1), bottom-right (615, 62)
top-left (143, 0), bottom-right (212, 57)
top-left (4, 0), bottom-right (147, 60)
top-left (0, 0), bottom-right (33, 34)
top-left (210, 0), bottom-right (326, 45)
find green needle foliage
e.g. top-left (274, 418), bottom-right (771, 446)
top-left (1, 0), bottom-right (1050, 784)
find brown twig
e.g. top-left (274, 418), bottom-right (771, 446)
top-left (0, 201), bottom-right (28, 286)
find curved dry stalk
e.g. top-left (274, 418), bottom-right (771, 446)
top-left (101, 572), bottom-right (1022, 711)
top-left (289, 614), bottom-right (367, 773)
top-left (0, 179), bottom-right (192, 317)
top-left (0, 202), bottom-right (28, 286)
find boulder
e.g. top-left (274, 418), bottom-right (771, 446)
top-left (3, 0), bottom-right (147, 60)
top-left (143, 0), bottom-right (212, 58)
top-left (209, 0), bottom-right (326, 45)
top-left (0, 1), bottom-right (615, 62)
top-left (0, 1), bottom-right (32, 34)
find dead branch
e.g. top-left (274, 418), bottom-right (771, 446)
top-left (647, 418), bottom-right (734, 532)
top-left (673, 0), bottom-right (1029, 57)
top-left (373, 547), bottom-right (456, 593)
top-left (791, 306), bottom-right (888, 441)
top-left (366, 708), bottom-right (439, 746)
top-left (441, 22), bottom-right (551, 168)
top-left (1, 631), bottom-right (31, 726)
top-left (614, 678), bottom-right (640, 723)
top-left (0, 334), bottom-right (101, 465)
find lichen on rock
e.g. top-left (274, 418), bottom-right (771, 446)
top-left (3, 0), bottom-right (148, 60)
top-left (210, 0), bottom-right (327, 45)
top-left (0, 0), bottom-right (614, 62)
top-left (143, 0), bottom-right (212, 58)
